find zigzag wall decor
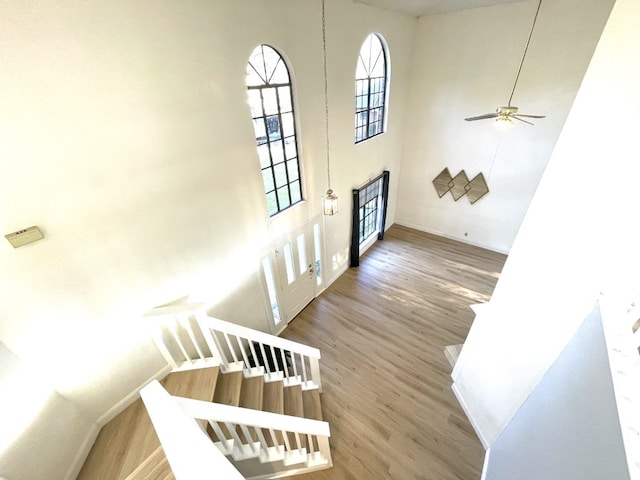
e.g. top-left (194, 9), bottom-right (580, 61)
top-left (432, 168), bottom-right (489, 204)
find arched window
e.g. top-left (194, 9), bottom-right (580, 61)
top-left (246, 45), bottom-right (303, 216)
top-left (355, 33), bottom-right (388, 143)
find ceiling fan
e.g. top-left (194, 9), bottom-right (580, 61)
top-left (465, 0), bottom-right (545, 127)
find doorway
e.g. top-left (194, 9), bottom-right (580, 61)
top-left (261, 218), bottom-right (324, 334)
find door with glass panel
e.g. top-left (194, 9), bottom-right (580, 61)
top-left (262, 220), bottom-right (324, 333)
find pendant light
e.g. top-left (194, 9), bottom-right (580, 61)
top-left (321, 0), bottom-right (338, 216)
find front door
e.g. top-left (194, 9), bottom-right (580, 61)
top-left (275, 224), bottom-right (316, 323)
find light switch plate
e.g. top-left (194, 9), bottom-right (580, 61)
top-left (5, 226), bottom-right (44, 248)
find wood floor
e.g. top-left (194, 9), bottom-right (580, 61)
top-left (280, 225), bottom-right (507, 480)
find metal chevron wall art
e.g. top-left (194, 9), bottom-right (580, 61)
top-left (432, 168), bottom-right (489, 204)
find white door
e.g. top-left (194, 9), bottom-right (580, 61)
top-left (276, 228), bottom-right (315, 322)
top-left (261, 219), bottom-right (324, 334)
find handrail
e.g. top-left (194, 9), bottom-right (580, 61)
top-left (146, 303), bottom-right (323, 390)
top-left (173, 392), bottom-right (331, 465)
top-left (196, 314), bottom-right (323, 391)
top-left (174, 396), bottom-right (330, 437)
top-left (198, 316), bottom-right (321, 359)
top-left (140, 380), bottom-right (245, 480)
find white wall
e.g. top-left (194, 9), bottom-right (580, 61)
top-left (0, 342), bottom-right (94, 480)
top-left (0, 1), bottom-right (414, 478)
top-left (454, 0), bottom-right (640, 447)
top-left (396, 0), bottom-right (614, 253)
top-left (484, 305), bottom-right (629, 480)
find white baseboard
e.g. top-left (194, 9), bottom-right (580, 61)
top-left (394, 221), bottom-right (510, 255)
top-left (65, 364), bottom-right (172, 480)
top-left (481, 448), bottom-right (491, 480)
top-left (64, 424), bottom-right (100, 480)
top-left (97, 364), bottom-right (172, 427)
top-left (451, 382), bottom-right (490, 450)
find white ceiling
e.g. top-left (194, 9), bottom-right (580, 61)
top-left (352, 0), bottom-right (526, 17)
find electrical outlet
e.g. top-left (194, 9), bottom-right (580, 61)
top-left (5, 226), bottom-right (44, 248)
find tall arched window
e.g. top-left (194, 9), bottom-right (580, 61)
top-left (246, 45), bottom-right (302, 216)
top-left (355, 33), bottom-right (388, 143)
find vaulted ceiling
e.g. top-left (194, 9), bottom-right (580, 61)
top-left (352, 0), bottom-right (526, 17)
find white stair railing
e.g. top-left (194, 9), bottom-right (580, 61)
top-left (174, 394), bottom-right (331, 468)
top-left (141, 381), bottom-right (332, 476)
top-left (197, 316), bottom-right (322, 391)
top-left (146, 304), bottom-right (323, 391)
top-left (140, 380), bottom-right (245, 480)
top-left (600, 294), bottom-right (640, 480)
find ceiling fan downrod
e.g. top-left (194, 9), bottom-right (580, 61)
top-left (507, 0), bottom-right (543, 107)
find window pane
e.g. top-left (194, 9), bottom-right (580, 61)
top-left (278, 86), bottom-right (292, 112)
top-left (263, 88), bottom-right (278, 115)
top-left (262, 169), bottom-right (275, 193)
top-left (297, 234), bottom-right (307, 276)
top-left (283, 242), bottom-right (295, 285)
top-left (261, 257), bottom-right (281, 325)
top-left (253, 118), bottom-right (266, 144)
top-left (274, 162), bottom-right (287, 188)
top-left (313, 223), bottom-right (322, 286)
top-left (257, 144), bottom-right (271, 168)
top-left (263, 46), bottom-right (282, 83)
top-left (356, 111), bottom-right (368, 128)
top-left (281, 112), bottom-right (294, 137)
top-left (284, 137), bottom-right (297, 159)
top-left (370, 49), bottom-right (384, 77)
top-left (277, 186), bottom-right (291, 210)
top-left (246, 63), bottom-right (265, 87)
top-left (248, 89), bottom-right (263, 117)
top-left (266, 191), bottom-right (278, 216)
top-left (356, 95), bottom-right (367, 111)
top-left (270, 140), bottom-right (284, 164)
top-left (356, 56), bottom-right (367, 79)
top-left (290, 181), bottom-right (301, 204)
top-left (287, 159), bottom-right (299, 182)
top-left (266, 115), bottom-right (281, 141)
top-left (271, 61), bottom-right (289, 84)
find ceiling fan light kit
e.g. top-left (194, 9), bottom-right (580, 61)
top-left (465, 0), bottom-right (546, 127)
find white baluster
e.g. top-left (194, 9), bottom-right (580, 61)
top-left (180, 314), bottom-right (205, 360)
top-left (169, 319), bottom-right (192, 364)
top-left (223, 333), bottom-right (239, 363)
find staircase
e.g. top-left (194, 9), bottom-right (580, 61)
top-left (77, 305), bottom-right (332, 479)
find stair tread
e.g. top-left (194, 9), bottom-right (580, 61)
top-left (162, 366), bottom-right (219, 401)
top-left (239, 375), bottom-right (264, 410)
top-left (124, 445), bottom-right (174, 480)
top-left (283, 384), bottom-right (304, 418)
top-left (213, 371), bottom-right (243, 406)
top-left (262, 380), bottom-right (284, 414)
top-left (302, 389), bottom-right (323, 421)
top-left (79, 368), bottom-right (220, 480)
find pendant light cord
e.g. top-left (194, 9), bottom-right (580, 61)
top-left (322, 0), bottom-right (331, 190)
top-left (508, 0), bottom-right (542, 107)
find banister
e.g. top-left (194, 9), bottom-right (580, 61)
top-left (173, 395), bottom-right (331, 437)
top-left (140, 380), bottom-right (245, 480)
top-left (197, 315), bottom-right (321, 359)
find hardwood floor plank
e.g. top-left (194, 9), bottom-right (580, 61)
top-left (281, 225), bottom-right (506, 479)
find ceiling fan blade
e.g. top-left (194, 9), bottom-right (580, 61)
top-left (511, 115), bottom-right (535, 125)
top-left (464, 113), bottom-right (499, 121)
top-left (513, 114), bottom-right (546, 119)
